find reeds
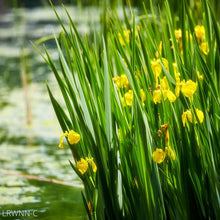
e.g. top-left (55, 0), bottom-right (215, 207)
top-left (37, 0), bottom-right (220, 219)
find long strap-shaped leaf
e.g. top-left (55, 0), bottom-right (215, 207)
top-left (103, 38), bottom-right (113, 148)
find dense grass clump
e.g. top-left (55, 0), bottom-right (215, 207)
top-left (37, 0), bottom-right (220, 219)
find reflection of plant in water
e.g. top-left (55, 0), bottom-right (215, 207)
top-left (39, 0), bottom-right (220, 219)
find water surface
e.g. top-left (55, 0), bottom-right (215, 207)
top-left (0, 5), bottom-right (102, 219)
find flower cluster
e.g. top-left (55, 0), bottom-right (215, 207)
top-left (195, 25), bottom-right (209, 55)
top-left (59, 130), bottom-right (97, 174)
top-left (173, 26), bottom-right (209, 55)
top-left (182, 109), bottom-right (204, 127)
top-left (152, 76), bottom-right (176, 104)
top-left (113, 73), bottom-right (146, 106)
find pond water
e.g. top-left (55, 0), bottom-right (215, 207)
top-left (0, 5), bottom-right (103, 219)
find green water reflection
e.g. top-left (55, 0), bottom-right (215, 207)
top-left (0, 180), bottom-right (85, 219)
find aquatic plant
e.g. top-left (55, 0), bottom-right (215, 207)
top-left (36, 0), bottom-right (220, 219)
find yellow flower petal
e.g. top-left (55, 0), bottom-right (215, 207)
top-left (151, 59), bottom-right (162, 78)
top-left (68, 130), bottom-right (80, 145)
top-left (166, 90), bottom-right (176, 103)
top-left (175, 83), bottom-right (181, 97)
top-left (200, 42), bottom-right (209, 55)
top-left (182, 109), bottom-right (204, 126)
top-left (194, 25), bottom-right (205, 40)
top-left (140, 89), bottom-right (146, 102)
top-left (124, 90), bottom-right (133, 106)
top-left (113, 74), bottom-right (129, 89)
top-left (153, 148), bottom-right (167, 164)
top-left (181, 80), bottom-right (197, 98)
top-left (195, 109), bottom-right (204, 123)
top-left (160, 76), bottom-right (170, 90)
top-left (182, 111), bottom-right (188, 127)
top-left (175, 29), bottom-right (182, 40)
top-left (59, 131), bottom-right (68, 148)
top-left (77, 158), bottom-right (88, 174)
top-left (91, 161), bottom-right (97, 173)
top-left (186, 110), bottom-right (193, 123)
top-left (153, 90), bottom-right (162, 104)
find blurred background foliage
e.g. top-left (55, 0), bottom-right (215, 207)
top-left (2, 0), bottom-right (220, 24)
top-left (2, 0), bottom-right (220, 10)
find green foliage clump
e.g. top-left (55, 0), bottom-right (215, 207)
top-left (36, 0), bottom-right (220, 219)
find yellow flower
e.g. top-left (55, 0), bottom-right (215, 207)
top-left (175, 29), bottom-right (182, 40)
top-left (123, 90), bottom-right (133, 106)
top-left (153, 89), bottom-right (162, 104)
top-left (181, 80), bottom-right (197, 98)
top-left (77, 158), bottom-right (88, 174)
top-left (68, 130), bottom-right (81, 145)
top-left (59, 130), bottom-right (80, 148)
top-left (166, 146), bottom-right (175, 161)
top-left (118, 30), bottom-right (130, 46)
top-left (140, 89), bottom-right (146, 102)
top-left (175, 84), bottom-right (181, 97)
top-left (113, 76), bottom-right (121, 87)
top-left (195, 109), bottom-right (204, 123)
top-left (160, 76), bottom-right (170, 90)
top-left (159, 77), bottom-right (176, 102)
top-left (153, 84), bottom-right (176, 104)
top-left (200, 42), bottom-right (209, 55)
top-left (86, 157), bottom-right (97, 173)
top-left (175, 72), bottom-right (181, 97)
top-left (166, 90), bottom-right (176, 102)
top-left (151, 59), bottom-right (162, 78)
top-left (182, 109), bottom-right (204, 126)
top-left (120, 74), bottom-right (130, 88)
top-left (182, 110), bottom-right (191, 127)
top-left (113, 74), bottom-right (129, 89)
top-left (194, 25), bottom-right (205, 40)
top-left (175, 72), bottom-right (181, 83)
top-left (153, 148), bottom-right (167, 164)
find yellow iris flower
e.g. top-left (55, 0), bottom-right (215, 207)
top-left (194, 25), bottom-right (205, 41)
top-left (181, 80), bottom-right (197, 98)
top-left (123, 90), bottom-right (133, 106)
top-left (59, 130), bottom-right (80, 148)
top-left (182, 109), bottom-right (204, 127)
top-left (77, 157), bottom-right (97, 174)
top-left (152, 148), bottom-right (167, 164)
top-left (77, 158), bottom-right (88, 174)
top-left (200, 42), bottom-right (209, 55)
